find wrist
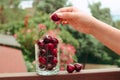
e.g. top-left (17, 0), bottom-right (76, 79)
top-left (87, 17), bottom-right (98, 35)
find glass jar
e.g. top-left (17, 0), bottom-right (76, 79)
top-left (35, 35), bottom-right (59, 75)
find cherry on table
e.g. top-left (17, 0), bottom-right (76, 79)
top-left (74, 63), bottom-right (82, 72)
top-left (67, 64), bottom-right (75, 73)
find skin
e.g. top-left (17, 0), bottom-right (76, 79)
top-left (51, 7), bottom-right (120, 55)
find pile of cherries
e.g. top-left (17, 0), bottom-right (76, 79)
top-left (36, 35), bottom-right (59, 70)
top-left (67, 63), bottom-right (83, 73)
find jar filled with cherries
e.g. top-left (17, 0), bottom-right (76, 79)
top-left (35, 35), bottom-right (59, 75)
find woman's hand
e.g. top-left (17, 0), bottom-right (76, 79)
top-left (51, 7), bottom-right (120, 54)
top-left (51, 7), bottom-right (96, 34)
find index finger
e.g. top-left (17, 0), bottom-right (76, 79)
top-left (51, 7), bottom-right (75, 15)
top-left (56, 7), bottom-right (75, 13)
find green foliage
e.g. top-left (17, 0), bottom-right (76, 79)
top-left (89, 2), bottom-right (113, 26)
top-left (65, 20), bottom-right (119, 66)
top-left (59, 29), bottom-right (79, 48)
top-left (4, 8), bottom-right (26, 23)
top-left (0, 0), bottom-right (25, 24)
top-left (114, 59), bottom-right (120, 67)
top-left (0, 0), bottom-right (20, 7)
top-left (78, 35), bottom-right (113, 64)
top-left (33, 0), bottom-right (71, 13)
top-left (32, 12), bottom-right (57, 30)
top-left (114, 20), bottom-right (120, 29)
top-left (0, 21), bottom-right (24, 34)
top-left (25, 60), bottom-right (35, 72)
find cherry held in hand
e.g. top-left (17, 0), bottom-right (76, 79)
top-left (67, 64), bottom-right (75, 73)
top-left (51, 14), bottom-right (60, 22)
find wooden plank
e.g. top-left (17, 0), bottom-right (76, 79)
top-left (0, 68), bottom-right (120, 80)
top-left (0, 46), bottom-right (27, 73)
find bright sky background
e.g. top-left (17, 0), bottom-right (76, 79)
top-left (19, 0), bottom-right (120, 15)
top-left (19, 0), bottom-right (33, 9)
top-left (68, 0), bottom-right (120, 15)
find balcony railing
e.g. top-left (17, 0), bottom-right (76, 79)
top-left (0, 68), bottom-right (120, 80)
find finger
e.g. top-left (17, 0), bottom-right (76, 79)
top-left (56, 7), bottom-right (74, 12)
top-left (56, 21), bottom-right (61, 25)
top-left (51, 7), bottom-right (74, 16)
top-left (61, 21), bottom-right (69, 25)
top-left (56, 12), bottom-right (74, 19)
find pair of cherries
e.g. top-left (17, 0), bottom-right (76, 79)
top-left (67, 63), bottom-right (83, 73)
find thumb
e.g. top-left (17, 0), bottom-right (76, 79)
top-left (56, 12), bottom-right (73, 20)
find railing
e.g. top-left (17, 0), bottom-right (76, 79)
top-left (0, 68), bottom-right (120, 80)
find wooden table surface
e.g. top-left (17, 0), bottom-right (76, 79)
top-left (0, 68), bottom-right (120, 80)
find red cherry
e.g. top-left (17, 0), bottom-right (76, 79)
top-left (39, 57), bottom-right (46, 65)
top-left (52, 37), bottom-right (59, 43)
top-left (40, 49), bottom-right (46, 56)
top-left (51, 48), bottom-right (57, 57)
top-left (74, 63), bottom-right (82, 72)
top-left (46, 63), bottom-right (54, 70)
top-left (47, 55), bottom-right (54, 61)
top-left (51, 13), bottom-right (60, 22)
top-left (52, 37), bottom-right (59, 47)
top-left (37, 40), bottom-right (44, 48)
top-left (39, 64), bottom-right (45, 69)
top-left (67, 64), bottom-right (75, 73)
top-left (45, 43), bottom-right (54, 51)
top-left (52, 57), bottom-right (58, 66)
top-left (43, 35), bottom-right (52, 44)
